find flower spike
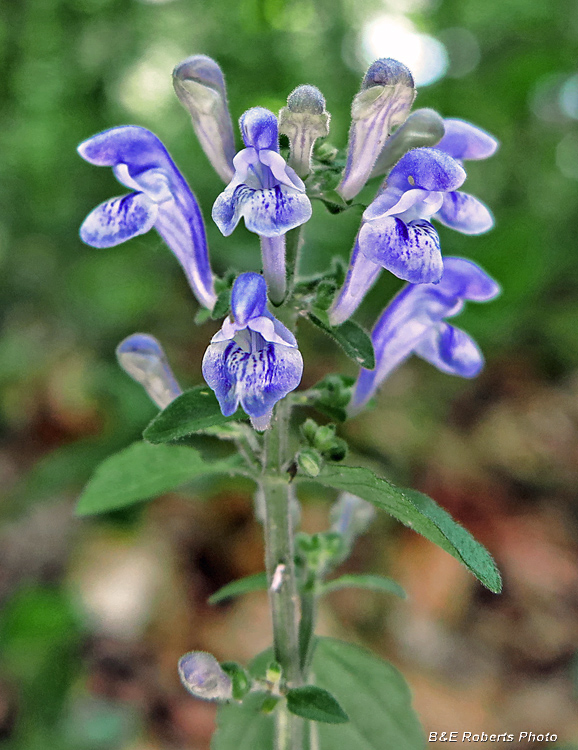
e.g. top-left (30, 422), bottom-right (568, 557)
top-left (338, 58), bottom-right (416, 201)
top-left (350, 257), bottom-right (500, 413)
top-left (78, 126), bottom-right (217, 310)
top-left (172, 55), bottom-right (236, 183)
top-left (116, 333), bottom-right (182, 410)
top-left (202, 272), bottom-right (303, 431)
top-left (279, 84), bottom-right (330, 178)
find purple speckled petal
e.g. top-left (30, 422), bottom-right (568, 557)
top-left (437, 119), bottom-right (498, 161)
top-left (436, 191), bottom-right (494, 235)
top-left (80, 193), bottom-right (158, 248)
top-left (212, 183), bottom-right (311, 238)
top-left (202, 339), bottom-right (303, 424)
top-left (359, 216), bottom-right (443, 284)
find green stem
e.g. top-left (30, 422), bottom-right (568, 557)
top-left (261, 398), bottom-right (304, 749)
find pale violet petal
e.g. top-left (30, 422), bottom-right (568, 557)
top-left (414, 322), bottom-right (484, 377)
top-left (338, 59), bottom-right (416, 201)
top-left (258, 150), bottom-right (306, 191)
top-left (329, 239), bottom-right (382, 326)
top-left (435, 191), bottom-right (494, 235)
top-left (172, 55), bottom-right (236, 184)
top-left (116, 333), bottom-right (182, 410)
top-left (437, 119), bottom-right (499, 161)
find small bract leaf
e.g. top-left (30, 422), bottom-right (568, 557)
top-left (208, 572), bottom-right (268, 604)
top-left (143, 387), bottom-right (246, 444)
top-left (300, 465), bottom-right (502, 593)
top-left (75, 442), bottom-right (246, 516)
top-left (308, 309), bottom-right (375, 370)
top-left (286, 686), bottom-right (349, 724)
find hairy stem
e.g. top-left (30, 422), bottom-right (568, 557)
top-left (261, 398), bottom-right (304, 749)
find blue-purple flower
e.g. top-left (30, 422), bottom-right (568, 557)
top-left (329, 123), bottom-right (498, 325)
top-left (202, 272), bottom-right (303, 431)
top-left (212, 108), bottom-right (313, 305)
top-left (78, 126), bottom-right (217, 310)
top-left (212, 107), bottom-right (312, 238)
top-left (350, 257), bottom-right (500, 413)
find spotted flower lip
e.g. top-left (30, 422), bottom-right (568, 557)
top-left (349, 257), bottom-right (500, 413)
top-left (211, 107), bottom-right (312, 238)
top-left (202, 272), bottom-right (303, 431)
top-left (78, 125), bottom-right (217, 310)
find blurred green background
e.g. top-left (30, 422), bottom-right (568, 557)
top-left (1, 0), bottom-right (578, 747)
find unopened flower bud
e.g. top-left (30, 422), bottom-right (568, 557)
top-left (371, 108), bottom-right (445, 178)
top-left (298, 448), bottom-right (323, 477)
top-left (173, 55), bottom-right (236, 183)
top-left (178, 651), bottom-right (233, 702)
top-left (279, 84), bottom-right (330, 178)
top-left (116, 334), bottom-right (182, 410)
top-left (338, 58), bottom-right (416, 201)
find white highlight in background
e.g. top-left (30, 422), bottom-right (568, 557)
top-left (361, 15), bottom-right (449, 87)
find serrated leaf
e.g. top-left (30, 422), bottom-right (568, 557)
top-left (287, 686), bottom-right (348, 724)
top-left (300, 465), bottom-right (502, 593)
top-left (208, 572), bottom-right (268, 605)
top-left (143, 387), bottom-right (245, 444)
top-left (214, 638), bottom-right (423, 749)
top-left (76, 442), bottom-right (246, 516)
top-left (308, 309), bottom-right (375, 370)
top-left (321, 574), bottom-right (406, 599)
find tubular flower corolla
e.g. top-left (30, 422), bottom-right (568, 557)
top-left (202, 272), bottom-right (303, 431)
top-left (78, 126), bottom-right (217, 310)
top-left (350, 257), bottom-right (500, 413)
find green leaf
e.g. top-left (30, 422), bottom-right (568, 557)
top-left (308, 308), bottom-right (375, 370)
top-left (211, 287), bottom-right (232, 319)
top-left (143, 387), bottom-right (245, 444)
top-left (208, 572), bottom-right (268, 605)
top-left (76, 442), bottom-right (247, 516)
top-left (321, 574), bottom-right (406, 599)
top-left (214, 638), bottom-right (423, 749)
top-left (302, 465), bottom-right (502, 593)
top-left (220, 662), bottom-right (252, 700)
top-left (212, 692), bottom-right (274, 750)
top-left (306, 374), bottom-right (355, 423)
top-left (286, 686), bottom-right (348, 724)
